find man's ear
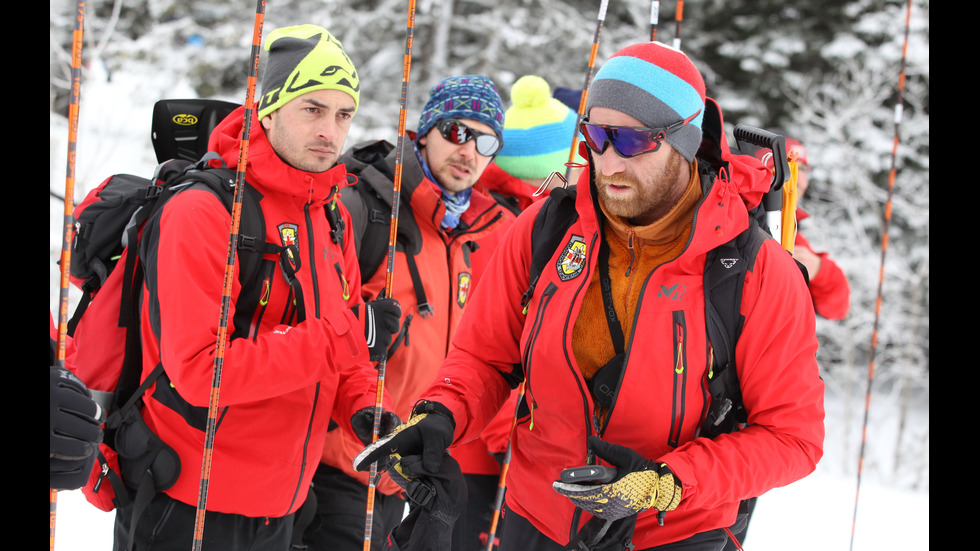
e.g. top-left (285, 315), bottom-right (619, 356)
top-left (261, 113), bottom-right (273, 131)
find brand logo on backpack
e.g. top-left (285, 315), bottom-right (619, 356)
top-left (720, 258), bottom-right (738, 269)
top-left (171, 114), bottom-right (199, 126)
top-left (457, 272), bottom-right (471, 308)
top-left (557, 235), bottom-right (587, 281)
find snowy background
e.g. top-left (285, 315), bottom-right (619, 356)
top-left (50, 0), bottom-right (928, 549)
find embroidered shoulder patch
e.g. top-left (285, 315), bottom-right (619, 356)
top-left (457, 272), bottom-right (471, 308)
top-left (556, 235), bottom-right (587, 281)
top-left (278, 223), bottom-right (299, 248)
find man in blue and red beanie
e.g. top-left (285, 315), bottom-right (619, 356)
top-left (301, 75), bottom-right (518, 551)
top-left (353, 41), bottom-right (824, 551)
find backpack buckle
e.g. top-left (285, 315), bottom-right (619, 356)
top-left (144, 185), bottom-right (163, 200)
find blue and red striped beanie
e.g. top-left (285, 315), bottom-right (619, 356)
top-left (417, 75), bottom-right (505, 141)
top-left (585, 42), bottom-right (706, 162)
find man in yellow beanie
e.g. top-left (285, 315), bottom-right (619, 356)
top-left (109, 24), bottom-right (402, 551)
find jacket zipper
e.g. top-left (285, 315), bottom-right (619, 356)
top-left (521, 282), bottom-right (559, 431)
top-left (286, 381), bottom-right (320, 516)
top-left (669, 313), bottom-right (687, 447)
top-left (304, 200), bottom-right (321, 319)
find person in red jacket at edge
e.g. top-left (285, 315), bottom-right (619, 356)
top-left (453, 73), bottom-right (586, 551)
top-left (354, 41), bottom-right (824, 551)
top-left (718, 131), bottom-right (850, 551)
top-left (756, 133), bottom-right (851, 320)
top-left (111, 24), bottom-right (401, 551)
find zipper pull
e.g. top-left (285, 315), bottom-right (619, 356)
top-left (625, 228), bottom-right (636, 277)
top-left (92, 459), bottom-right (109, 493)
top-left (675, 323), bottom-right (685, 374)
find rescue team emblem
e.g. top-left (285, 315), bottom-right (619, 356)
top-left (278, 223), bottom-right (299, 249)
top-left (457, 272), bottom-right (471, 308)
top-left (557, 235), bottom-right (587, 281)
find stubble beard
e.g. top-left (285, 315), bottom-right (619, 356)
top-left (432, 155), bottom-right (479, 194)
top-left (268, 115), bottom-right (337, 173)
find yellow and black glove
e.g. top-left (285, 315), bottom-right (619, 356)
top-left (553, 435), bottom-right (682, 522)
top-left (353, 400), bottom-right (455, 476)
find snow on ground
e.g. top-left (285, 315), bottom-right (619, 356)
top-left (51, 392), bottom-right (929, 550)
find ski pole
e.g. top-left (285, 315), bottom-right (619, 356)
top-left (484, 382), bottom-right (526, 551)
top-left (566, 0), bottom-right (609, 180)
top-left (363, 1), bottom-right (417, 549)
top-left (850, 1), bottom-right (913, 549)
top-left (191, 2), bottom-right (265, 549)
top-left (52, 1), bottom-right (86, 548)
top-left (672, 0), bottom-right (684, 50)
top-left (649, 1), bottom-right (660, 42)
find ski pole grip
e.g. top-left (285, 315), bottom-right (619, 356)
top-left (733, 124), bottom-right (789, 192)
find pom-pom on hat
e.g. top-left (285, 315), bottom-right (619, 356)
top-left (257, 24), bottom-right (360, 120)
top-left (495, 75), bottom-right (583, 180)
top-left (417, 75), bottom-right (505, 142)
top-left (585, 41), bottom-right (706, 162)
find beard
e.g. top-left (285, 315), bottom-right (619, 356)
top-left (595, 149), bottom-right (686, 226)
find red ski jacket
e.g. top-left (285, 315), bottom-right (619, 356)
top-left (136, 106), bottom-right (387, 518)
top-left (420, 100), bottom-right (825, 547)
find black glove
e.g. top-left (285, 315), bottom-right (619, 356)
top-left (564, 515), bottom-right (638, 551)
top-left (351, 407), bottom-right (402, 446)
top-left (50, 365), bottom-right (105, 490)
top-left (353, 400), bottom-right (455, 476)
top-left (383, 452), bottom-right (466, 551)
top-left (352, 298), bottom-right (402, 362)
top-left (552, 436), bottom-right (682, 522)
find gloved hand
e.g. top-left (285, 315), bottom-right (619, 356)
top-left (353, 400), bottom-right (455, 476)
top-left (383, 452), bottom-right (467, 551)
top-left (50, 365), bottom-right (105, 491)
top-left (563, 515), bottom-right (638, 551)
top-left (352, 298), bottom-right (402, 362)
top-left (351, 407), bottom-right (402, 447)
top-left (552, 435), bottom-right (682, 522)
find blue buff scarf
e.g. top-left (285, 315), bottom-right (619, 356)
top-left (414, 142), bottom-right (472, 230)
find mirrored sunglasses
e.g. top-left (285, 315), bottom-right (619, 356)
top-left (579, 109), bottom-right (702, 158)
top-left (436, 118), bottom-right (503, 157)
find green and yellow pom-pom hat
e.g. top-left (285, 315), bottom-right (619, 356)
top-left (494, 75), bottom-right (584, 180)
top-left (257, 24), bottom-right (360, 120)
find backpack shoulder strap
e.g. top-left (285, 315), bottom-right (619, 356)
top-left (343, 141), bottom-right (423, 291)
top-left (701, 217), bottom-right (769, 438)
top-left (520, 185), bottom-right (579, 314)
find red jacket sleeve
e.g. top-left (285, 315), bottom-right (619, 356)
top-left (658, 239), bottom-right (826, 509)
top-left (796, 232), bottom-right (851, 320)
